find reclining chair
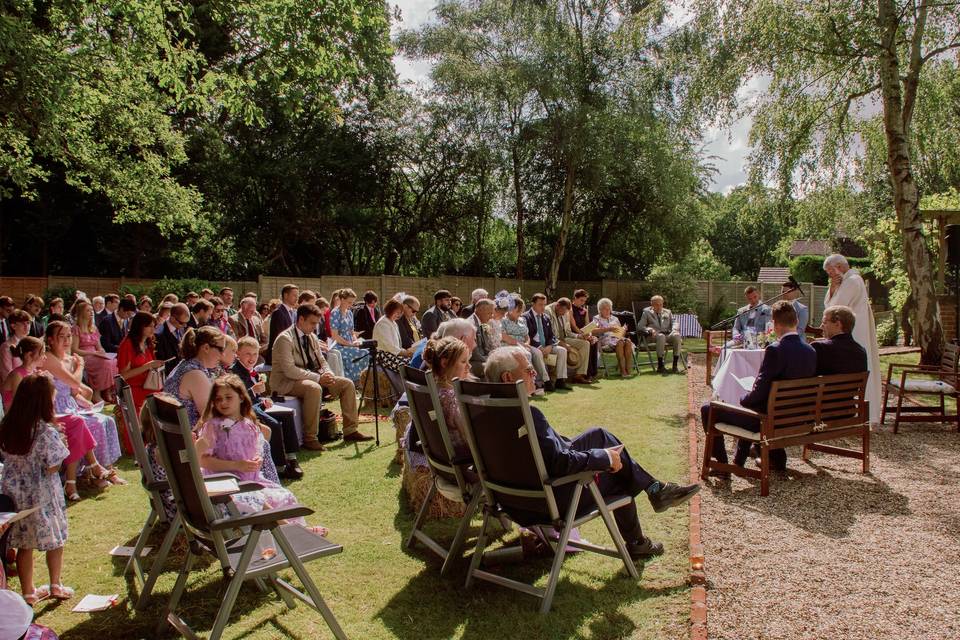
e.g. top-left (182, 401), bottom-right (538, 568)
top-left (400, 366), bottom-right (483, 575)
top-left (453, 378), bottom-right (639, 613)
top-left (146, 393), bottom-right (348, 640)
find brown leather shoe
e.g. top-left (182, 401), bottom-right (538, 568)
top-left (343, 431), bottom-right (374, 442)
top-left (571, 374), bottom-right (590, 384)
top-left (302, 440), bottom-right (326, 451)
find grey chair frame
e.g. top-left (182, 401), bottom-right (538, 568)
top-left (400, 366), bottom-right (482, 576)
top-left (631, 302), bottom-right (689, 373)
top-left (146, 394), bottom-right (348, 640)
top-left (453, 379), bottom-right (639, 613)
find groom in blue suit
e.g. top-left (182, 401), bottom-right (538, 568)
top-left (702, 300), bottom-right (817, 471)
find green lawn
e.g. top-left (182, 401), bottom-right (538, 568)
top-left (21, 372), bottom-right (691, 640)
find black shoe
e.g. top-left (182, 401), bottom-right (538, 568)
top-left (627, 537), bottom-right (664, 559)
top-left (672, 358), bottom-right (679, 373)
top-left (554, 379), bottom-right (569, 390)
top-left (657, 358), bottom-right (666, 374)
top-left (280, 463), bottom-right (304, 480)
top-left (544, 380), bottom-right (556, 392)
top-left (648, 482), bottom-right (701, 513)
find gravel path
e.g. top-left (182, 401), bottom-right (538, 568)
top-left (688, 356), bottom-right (960, 640)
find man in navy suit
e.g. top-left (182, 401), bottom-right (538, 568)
top-left (265, 283), bottom-right (299, 365)
top-left (523, 293), bottom-right (569, 391)
top-left (701, 300), bottom-right (817, 471)
top-left (99, 298), bottom-right (136, 353)
top-left (812, 305), bottom-right (867, 375)
top-left (485, 346), bottom-right (700, 558)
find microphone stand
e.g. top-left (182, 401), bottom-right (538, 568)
top-left (709, 284), bottom-right (803, 376)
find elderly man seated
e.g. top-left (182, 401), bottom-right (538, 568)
top-left (483, 346), bottom-right (700, 558)
top-left (467, 298), bottom-right (495, 377)
top-left (637, 295), bottom-right (682, 373)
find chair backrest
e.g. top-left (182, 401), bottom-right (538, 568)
top-left (115, 375), bottom-right (169, 520)
top-left (399, 366), bottom-right (470, 493)
top-left (766, 372), bottom-right (868, 438)
top-left (941, 343), bottom-right (959, 377)
top-left (146, 394), bottom-right (219, 540)
top-left (454, 379), bottom-right (560, 522)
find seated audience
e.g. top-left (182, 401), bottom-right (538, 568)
top-left (270, 303), bottom-right (372, 448)
top-left (156, 302), bottom-right (190, 373)
top-left (137, 296), bottom-right (153, 314)
top-left (354, 290), bottom-right (381, 340)
top-left (161, 293), bottom-right (179, 305)
top-left (200, 288), bottom-right (214, 301)
top-left (637, 295), bottom-right (682, 373)
top-left (162, 326), bottom-right (221, 426)
top-left (500, 294), bottom-right (547, 394)
top-left (71, 300), bottom-right (119, 402)
top-left (0, 309), bottom-right (32, 382)
top-left (184, 291), bottom-right (200, 307)
top-left (397, 295), bottom-right (423, 350)
top-left (118, 311), bottom-right (165, 414)
top-left (593, 297), bottom-right (633, 377)
top-left (450, 296), bottom-right (463, 317)
top-left (568, 290), bottom-right (600, 379)
top-left (0, 296), bottom-right (14, 342)
top-left (266, 284), bottom-right (299, 365)
top-left (467, 298), bottom-right (495, 377)
top-left (421, 336), bottom-right (473, 458)
top-left (700, 300), bottom-right (816, 472)
top-left (329, 288), bottom-right (368, 383)
top-left (231, 295), bottom-right (267, 354)
top-left (373, 299), bottom-right (414, 358)
top-left (524, 293), bottom-right (569, 390)
top-left (207, 296), bottom-right (235, 337)
top-left (813, 305), bottom-right (867, 375)
top-left (98, 294), bottom-right (120, 330)
top-left (44, 297), bottom-right (66, 331)
top-left (92, 295), bottom-right (106, 325)
top-left (484, 346), bottom-right (699, 558)
top-left (459, 288), bottom-right (489, 319)
top-left (98, 298), bottom-right (136, 353)
top-left (233, 336), bottom-right (302, 479)
top-left (732, 285), bottom-right (771, 343)
top-left (22, 295), bottom-right (44, 338)
top-left (188, 299), bottom-right (213, 330)
top-left (546, 297), bottom-right (592, 384)
top-left (195, 375), bottom-right (324, 533)
top-left (409, 317), bottom-right (477, 372)
top-left (219, 287), bottom-right (236, 316)
top-left (421, 289), bottom-right (456, 338)
top-left (257, 301), bottom-right (271, 321)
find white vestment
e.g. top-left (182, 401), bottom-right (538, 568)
top-left (824, 269), bottom-right (883, 423)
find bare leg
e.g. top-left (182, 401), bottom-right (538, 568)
top-left (47, 546), bottom-right (64, 586)
top-left (17, 548), bottom-right (35, 595)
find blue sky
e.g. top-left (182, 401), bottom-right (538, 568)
top-left (390, 0), bottom-right (752, 194)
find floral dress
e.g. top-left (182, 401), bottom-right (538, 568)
top-left (330, 307), bottom-right (367, 383)
top-left (73, 325), bottom-right (118, 392)
top-left (52, 376), bottom-right (122, 466)
top-left (1, 422), bottom-right (70, 551)
top-left (198, 417), bottom-right (303, 525)
top-left (163, 358), bottom-right (210, 427)
top-left (595, 314), bottom-right (624, 350)
top-left (501, 316), bottom-right (529, 345)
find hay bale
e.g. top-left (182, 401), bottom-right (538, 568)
top-left (393, 407), bottom-right (411, 466)
top-left (402, 451), bottom-right (465, 520)
top-left (359, 368), bottom-right (395, 411)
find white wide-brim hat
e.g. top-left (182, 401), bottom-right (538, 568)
top-left (0, 589), bottom-right (33, 640)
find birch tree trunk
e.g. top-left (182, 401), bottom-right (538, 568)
top-left (878, 0), bottom-right (944, 364)
top-left (546, 159), bottom-right (576, 298)
top-left (511, 144), bottom-right (526, 280)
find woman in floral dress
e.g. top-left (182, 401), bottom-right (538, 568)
top-left (329, 288), bottom-right (367, 384)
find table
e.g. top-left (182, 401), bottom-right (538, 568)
top-left (711, 348), bottom-right (765, 404)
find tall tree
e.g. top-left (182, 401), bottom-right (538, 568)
top-left (681, 0), bottom-right (960, 362)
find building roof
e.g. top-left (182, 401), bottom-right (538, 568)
top-left (788, 240), bottom-right (833, 257)
top-left (757, 267), bottom-right (791, 283)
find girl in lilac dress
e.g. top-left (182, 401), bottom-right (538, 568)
top-left (0, 374), bottom-right (74, 604)
top-left (195, 375), bottom-right (327, 535)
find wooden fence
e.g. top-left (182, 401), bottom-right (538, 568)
top-left (1, 275), bottom-right (831, 326)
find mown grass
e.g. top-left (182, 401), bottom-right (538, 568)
top-left (17, 371), bottom-right (692, 640)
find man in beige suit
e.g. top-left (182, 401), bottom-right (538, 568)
top-left (545, 297), bottom-right (593, 384)
top-left (637, 295), bottom-right (682, 373)
top-left (270, 303), bottom-right (372, 450)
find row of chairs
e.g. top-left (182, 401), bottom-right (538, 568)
top-left (401, 366), bottom-right (640, 613)
top-left (113, 376), bottom-right (347, 640)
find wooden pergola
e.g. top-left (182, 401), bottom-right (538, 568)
top-left (920, 209), bottom-right (960, 291)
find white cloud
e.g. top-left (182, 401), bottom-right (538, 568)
top-left (390, 0), bottom-right (756, 194)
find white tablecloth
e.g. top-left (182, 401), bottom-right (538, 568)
top-left (712, 348), bottom-right (765, 404)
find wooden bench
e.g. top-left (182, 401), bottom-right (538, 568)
top-left (702, 372), bottom-right (870, 496)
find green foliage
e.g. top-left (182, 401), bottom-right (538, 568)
top-left (42, 285), bottom-right (83, 310)
top-left (144, 278), bottom-right (222, 303)
top-left (703, 185), bottom-right (793, 279)
top-left (697, 296), bottom-right (731, 330)
top-left (789, 255), bottom-right (872, 286)
top-left (877, 316), bottom-right (899, 347)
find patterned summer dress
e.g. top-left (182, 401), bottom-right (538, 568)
top-left (330, 307), bottom-right (367, 383)
top-left (52, 377), bottom-right (121, 466)
top-left (198, 417), bottom-right (303, 524)
top-left (162, 358), bottom-right (210, 427)
top-left (1, 422), bottom-right (70, 551)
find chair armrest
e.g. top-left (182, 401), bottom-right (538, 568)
top-left (451, 454), bottom-right (474, 466)
top-left (545, 470), bottom-right (597, 486)
top-left (204, 473), bottom-right (241, 482)
top-left (210, 504), bottom-right (315, 531)
top-left (709, 401), bottom-right (762, 420)
top-left (147, 479), bottom-right (169, 492)
top-left (209, 481), bottom-right (267, 504)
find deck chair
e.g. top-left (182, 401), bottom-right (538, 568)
top-left (146, 394), bottom-right (348, 640)
top-left (400, 366), bottom-right (482, 575)
top-left (882, 342), bottom-right (960, 433)
top-left (453, 379), bottom-right (639, 613)
top-left (631, 302), bottom-right (689, 373)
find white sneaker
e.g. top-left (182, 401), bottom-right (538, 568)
top-left (533, 388), bottom-right (545, 396)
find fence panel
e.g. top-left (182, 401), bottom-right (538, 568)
top-left (0, 277), bottom-right (49, 304)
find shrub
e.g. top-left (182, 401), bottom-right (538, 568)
top-left (876, 316), bottom-right (899, 347)
top-left (696, 296), bottom-right (730, 330)
top-left (145, 278), bottom-right (223, 303)
top-left (42, 285), bottom-right (83, 310)
top-left (789, 254), bottom-right (872, 285)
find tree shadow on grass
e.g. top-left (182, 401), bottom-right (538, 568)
top-left (705, 464), bottom-right (910, 539)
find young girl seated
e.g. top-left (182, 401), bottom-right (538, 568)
top-left (499, 294), bottom-right (547, 395)
top-left (195, 375), bottom-right (326, 535)
top-left (0, 374), bottom-right (73, 604)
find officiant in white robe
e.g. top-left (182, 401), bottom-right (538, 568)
top-left (823, 254), bottom-right (883, 423)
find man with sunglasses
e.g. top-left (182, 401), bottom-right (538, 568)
top-left (484, 346), bottom-right (700, 559)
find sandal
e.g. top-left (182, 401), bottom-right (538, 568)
top-left (51, 583), bottom-right (75, 600)
top-left (307, 525), bottom-right (329, 537)
top-left (87, 464), bottom-right (114, 489)
top-left (104, 468), bottom-right (127, 486)
top-left (24, 585), bottom-right (50, 606)
top-left (64, 480), bottom-right (81, 502)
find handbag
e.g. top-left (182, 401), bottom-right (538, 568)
top-left (143, 366), bottom-right (165, 391)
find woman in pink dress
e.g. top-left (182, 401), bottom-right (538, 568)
top-left (70, 300), bottom-right (118, 403)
